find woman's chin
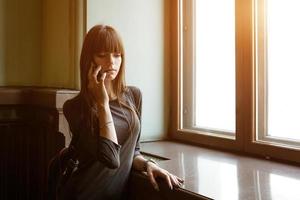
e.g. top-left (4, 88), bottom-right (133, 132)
top-left (104, 75), bottom-right (116, 81)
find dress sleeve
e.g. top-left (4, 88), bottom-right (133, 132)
top-left (129, 87), bottom-right (143, 158)
top-left (96, 136), bottom-right (121, 169)
top-left (63, 99), bottom-right (79, 138)
top-left (63, 98), bottom-right (121, 169)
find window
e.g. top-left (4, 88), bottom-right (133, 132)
top-left (170, 0), bottom-right (300, 164)
top-left (194, 0), bottom-right (236, 134)
top-left (181, 0), bottom-right (236, 140)
top-left (255, 0), bottom-right (300, 147)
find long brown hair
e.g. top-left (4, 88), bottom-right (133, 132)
top-left (80, 24), bottom-right (126, 101)
top-left (79, 24), bottom-right (136, 133)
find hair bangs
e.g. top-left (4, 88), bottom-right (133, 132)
top-left (93, 28), bottom-right (122, 54)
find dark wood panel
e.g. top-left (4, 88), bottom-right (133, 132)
top-left (0, 87), bottom-right (78, 200)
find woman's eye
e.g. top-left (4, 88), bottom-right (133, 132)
top-left (113, 53), bottom-right (121, 57)
top-left (98, 54), bottom-right (106, 58)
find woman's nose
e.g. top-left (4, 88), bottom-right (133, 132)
top-left (106, 54), bottom-right (114, 64)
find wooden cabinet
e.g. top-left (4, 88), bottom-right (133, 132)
top-left (0, 87), bottom-right (78, 200)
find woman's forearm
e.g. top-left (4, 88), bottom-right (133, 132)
top-left (98, 104), bottom-right (118, 144)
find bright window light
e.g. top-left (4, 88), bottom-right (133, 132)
top-left (267, 0), bottom-right (300, 140)
top-left (195, 0), bottom-right (236, 133)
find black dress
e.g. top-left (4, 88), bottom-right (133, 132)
top-left (58, 86), bottom-right (142, 200)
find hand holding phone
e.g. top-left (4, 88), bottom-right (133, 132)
top-left (88, 63), bottom-right (109, 106)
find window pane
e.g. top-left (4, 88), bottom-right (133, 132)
top-left (195, 0), bottom-right (236, 133)
top-left (267, 0), bottom-right (300, 140)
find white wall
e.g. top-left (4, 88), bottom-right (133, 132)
top-left (87, 0), bottom-right (170, 140)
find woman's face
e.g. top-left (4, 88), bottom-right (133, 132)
top-left (92, 52), bottom-right (122, 81)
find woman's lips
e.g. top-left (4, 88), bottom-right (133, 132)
top-left (103, 69), bottom-right (116, 73)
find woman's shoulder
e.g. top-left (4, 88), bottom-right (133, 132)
top-left (124, 86), bottom-right (142, 112)
top-left (125, 86), bottom-right (142, 99)
top-left (63, 95), bottom-right (83, 133)
top-left (63, 95), bottom-right (82, 119)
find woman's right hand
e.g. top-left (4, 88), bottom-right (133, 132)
top-left (87, 63), bottom-right (109, 107)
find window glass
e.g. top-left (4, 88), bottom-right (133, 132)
top-left (194, 0), bottom-right (236, 133)
top-left (266, 0), bottom-right (300, 140)
top-left (256, 0), bottom-right (300, 142)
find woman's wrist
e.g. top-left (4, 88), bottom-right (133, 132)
top-left (97, 102), bottom-right (110, 110)
top-left (99, 121), bottom-right (113, 129)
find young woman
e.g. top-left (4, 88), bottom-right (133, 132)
top-left (59, 24), bottom-right (183, 199)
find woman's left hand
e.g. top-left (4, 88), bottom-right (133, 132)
top-left (146, 162), bottom-right (184, 191)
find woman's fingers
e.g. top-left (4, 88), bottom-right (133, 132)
top-left (165, 173), bottom-right (173, 190)
top-left (172, 175), bottom-right (185, 188)
top-left (147, 171), bottom-right (159, 191)
top-left (88, 64), bottom-right (94, 81)
top-left (169, 174), bottom-right (180, 187)
top-left (87, 63), bottom-right (102, 82)
top-left (156, 171), bottom-right (173, 190)
top-left (93, 65), bottom-right (102, 82)
top-left (147, 165), bottom-right (184, 191)
top-left (177, 176), bottom-right (184, 183)
top-left (100, 72), bottom-right (107, 82)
